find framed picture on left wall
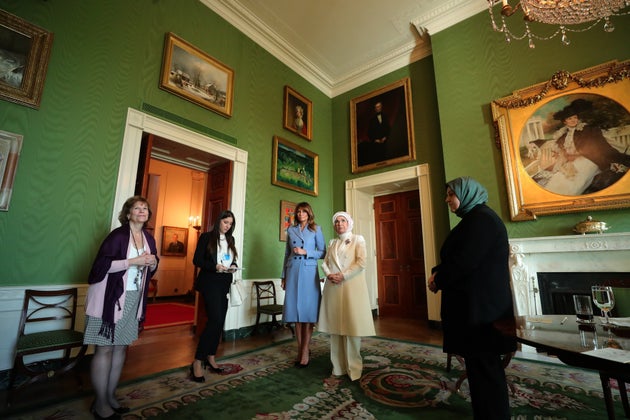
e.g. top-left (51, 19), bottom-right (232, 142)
top-left (0, 10), bottom-right (54, 109)
top-left (0, 130), bottom-right (23, 211)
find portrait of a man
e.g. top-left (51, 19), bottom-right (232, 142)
top-left (161, 227), bottom-right (188, 256)
top-left (351, 78), bottom-right (415, 173)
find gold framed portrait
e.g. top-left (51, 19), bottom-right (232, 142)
top-left (491, 60), bottom-right (630, 221)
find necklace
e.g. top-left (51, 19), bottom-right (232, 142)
top-left (131, 230), bottom-right (144, 287)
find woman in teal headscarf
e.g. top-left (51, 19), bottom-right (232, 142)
top-left (428, 176), bottom-right (516, 420)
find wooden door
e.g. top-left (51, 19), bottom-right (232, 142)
top-left (374, 190), bottom-right (426, 319)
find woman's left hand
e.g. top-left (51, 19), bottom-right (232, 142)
top-left (327, 273), bottom-right (344, 284)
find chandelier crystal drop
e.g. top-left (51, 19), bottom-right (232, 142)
top-left (488, 0), bottom-right (630, 46)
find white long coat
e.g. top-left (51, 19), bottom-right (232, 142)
top-left (319, 233), bottom-right (375, 337)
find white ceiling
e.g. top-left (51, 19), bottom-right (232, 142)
top-left (202, 0), bottom-right (490, 97)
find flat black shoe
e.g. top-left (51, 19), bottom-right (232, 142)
top-left (111, 406), bottom-right (130, 414)
top-left (297, 362), bottom-right (309, 368)
top-left (92, 412), bottom-right (121, 420)
top-left (189, 363), bottom-right (205, 382)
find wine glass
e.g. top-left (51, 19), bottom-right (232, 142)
top-left (592, 285), bottom-right (615, 325)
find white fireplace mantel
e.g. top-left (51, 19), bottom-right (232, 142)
top-left (509, 232), bottom-right (630, 316)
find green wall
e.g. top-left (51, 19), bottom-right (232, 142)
top-left (431, 11), bottom-right (630, 240)
top-left (1, 1), bottom-right (629, 288)
top-left (0, 0), bottom-right (333, 285)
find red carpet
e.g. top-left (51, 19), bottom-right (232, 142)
top-left (143, 303), bottom-right (194, 329)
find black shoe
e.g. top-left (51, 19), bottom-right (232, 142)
top-left (296, 362), bottom-right (309, 368)
top-left (111, 406), bottom-right (130, 414)
top-left (189, 363), bottom-right (205, 382)
top-left (90, 403), bottom-right (122, 420)
top-left (204, 360), bottom-right (225, 373)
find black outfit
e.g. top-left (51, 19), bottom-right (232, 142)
top-left (193, 231), bottom-right (236, 361)
top-left (433, 203), bottom-right (516, 420)
top-left (360, 112), bottom-right (390, 165)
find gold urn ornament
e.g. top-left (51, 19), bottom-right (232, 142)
top-left (573, 216), bottom-right (609, 235)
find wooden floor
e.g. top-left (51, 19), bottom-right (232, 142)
top-left (0, 314), bottom-right (443, 415)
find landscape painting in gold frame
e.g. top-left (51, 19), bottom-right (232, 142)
top-left (272, 136), bottom-right (318, 197)
top-left (491, 60), bottom-right (630, 221)
top-left (159, 32), bottom-right (234, 118)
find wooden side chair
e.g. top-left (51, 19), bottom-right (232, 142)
top-left (252, 281), bottom-right (294, 336)
top-left (7, 288), bottom-right (88, 407)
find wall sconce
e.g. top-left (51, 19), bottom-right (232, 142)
top-left (188, 215), bottom-right (201, 232)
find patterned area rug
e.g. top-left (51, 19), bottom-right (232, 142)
top-left (7, 334), bottom-right (624, 419)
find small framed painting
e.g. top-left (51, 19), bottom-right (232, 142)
top-left (272, 136), bottom-right (318, 196)
top-left (279, 200), bottom-right (296, 242)
top-left (0, 129), bottom-right (24, 211)
top-left (161, 226), bottom-right (189, 257)
top-left (283, 86), bottom-right (312, 141)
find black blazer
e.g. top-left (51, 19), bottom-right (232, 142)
top-left (433, 204), bottom-right (515, 355)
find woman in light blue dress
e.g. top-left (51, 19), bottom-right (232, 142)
top-left (281, 202), bottom-right (326, 367)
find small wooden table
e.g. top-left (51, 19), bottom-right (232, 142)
top-left (498, 314), bottom-right (630, 419)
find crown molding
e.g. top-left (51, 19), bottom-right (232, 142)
top-left (202, 0), bottom-right (486, 98)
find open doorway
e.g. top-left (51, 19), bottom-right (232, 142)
top-left (112, 108), bottom-right (248, 331)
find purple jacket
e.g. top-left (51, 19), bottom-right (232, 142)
top-left (86, 224), bottom-right (158, 341)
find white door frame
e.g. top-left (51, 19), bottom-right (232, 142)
top-left (113, 108), bottom-right (248, 330)
top-left (345, 164), bottom-right (440, 320)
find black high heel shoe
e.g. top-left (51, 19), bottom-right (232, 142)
top-left (204, 359), bottom-right (225, 373)
top-left (189, 362), bottom-right (206, 382)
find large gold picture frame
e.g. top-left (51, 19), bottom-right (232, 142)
top-left (492, 60), bottom-right (630, 221)
top-left (0, 10), bottom-right (54, 109)
top-left (350, 77), bottom-right (416, 174)
top-left (159, 32), bottom-right (234, 118)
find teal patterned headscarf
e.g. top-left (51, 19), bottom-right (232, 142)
top-left (446, 176), bottom-right (488, 217)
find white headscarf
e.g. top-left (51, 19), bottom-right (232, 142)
top-left (332, 211), bottom-right (354, 234)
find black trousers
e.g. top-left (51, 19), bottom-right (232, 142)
top-left (464, 352), bottom-right (511, 420)
top-left (194, 277), bottom-right (230, 360)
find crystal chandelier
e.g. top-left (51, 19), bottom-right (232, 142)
top-left (488, 0), bottom-right (630, 48)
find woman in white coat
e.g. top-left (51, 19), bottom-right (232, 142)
top-left (319, 211), bottom-right (375, 381)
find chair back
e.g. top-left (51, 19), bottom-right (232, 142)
top-left (17, 288), bottom-right (79, 337)
top-left (254, 281), bottom-right (278, 308)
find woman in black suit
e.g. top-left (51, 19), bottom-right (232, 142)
top-left (190, 210), bottom-right (238, 382)
top-left (428, 176), bottom-right (516, 420)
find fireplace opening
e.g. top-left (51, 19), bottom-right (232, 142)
top-left (538, 272), bottom-right (630, 315)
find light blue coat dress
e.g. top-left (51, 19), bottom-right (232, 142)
top-left (282, 224), bottom-right (326, 323)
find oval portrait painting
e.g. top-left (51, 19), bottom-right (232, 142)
top-left (518, 93), bottom-right (630, 196)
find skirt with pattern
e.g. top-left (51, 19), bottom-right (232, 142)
top-left (84, 290), bottom-right (141, 346)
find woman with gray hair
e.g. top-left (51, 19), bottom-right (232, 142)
top-left (319, 211), bottom-right (375, 381)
